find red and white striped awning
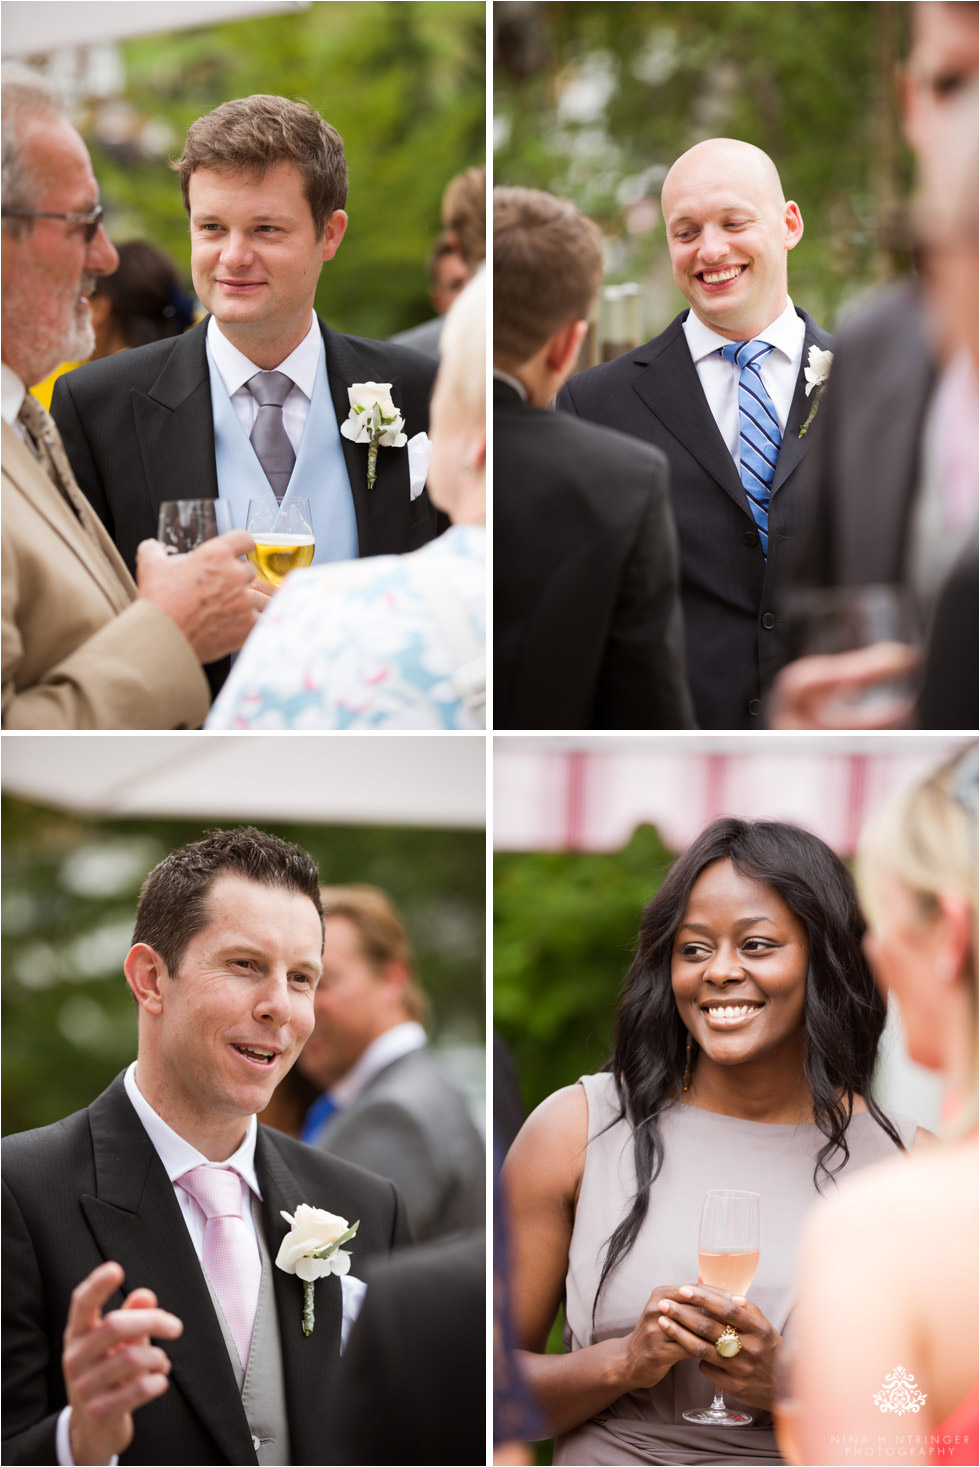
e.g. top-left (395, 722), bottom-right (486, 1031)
top-left (493, 735), bottom-right (966, 855)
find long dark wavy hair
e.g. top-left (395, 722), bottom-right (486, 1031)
top-left (594, 817), bottom-right (904, 1318)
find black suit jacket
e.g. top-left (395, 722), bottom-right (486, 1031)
top-left (1, 1074), bottom-right (410, 1466)
top-left (51, 319), bottom-right (442, 697)
top-left (494, 379), bottom-right (695, 729)
top-left (558, 307), bottom-right (834, 729)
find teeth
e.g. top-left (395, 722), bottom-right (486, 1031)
top-left (701, 265), bottom-right (744, 284)
top-left (705, 1004), bottom-right (761, 1018)
top-left (237, 1045), bottom-right (274, 1060)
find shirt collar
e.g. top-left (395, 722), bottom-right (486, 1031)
top-left (492, 368), bottom-right (528, 403)
top-left (1, 363), bottom-right (27, 427)
top-left (329, 1022), bottom-right (427, 1108)
top-left (206, 313), bottom-right (321, 400)
top-left (124, 1060), bottom-right (261, 1196)
top-left (683, 296), bottom-right (801, 365)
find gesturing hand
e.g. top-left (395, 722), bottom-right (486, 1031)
top-left (63, 1260), bottom-right (183, 1467)
top-left (136, 532), bottom-right (258, 663)
top-left (654, 1284), bottom-right (782, 1410)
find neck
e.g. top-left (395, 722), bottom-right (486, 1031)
top-left (695, 293), bottom-right (790, 344)
top-left (684, 1034), bottom-right (813, 1123)
top-left (133, 1059), bottom-right (250, 1162)
top-left (214, 310), bottom-right (314, 371)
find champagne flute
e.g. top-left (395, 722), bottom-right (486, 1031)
top-left (245, 498), bottom-right (315, 587)
top-left (682, 1189), bottom-right (760, 1427)
top-left (157, 499), bottom-right (232, 555)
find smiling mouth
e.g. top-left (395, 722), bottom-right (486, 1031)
top-left (700, 1002), bottom-right (764, 1028)
top-left (698, 264), bottom-right (746, 286)
top-left (232, 1043), bottom-right (278, 1066)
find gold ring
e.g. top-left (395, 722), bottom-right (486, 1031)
top-left (715, 1325), bottom-right (742, 1358)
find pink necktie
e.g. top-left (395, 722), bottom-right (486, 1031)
top-left (178, 1165), bottom-right (261, 1368)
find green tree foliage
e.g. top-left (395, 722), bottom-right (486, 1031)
top-left (494, 823), bottom-right (678, 1120)
top-left (494, 0), bottom-right (910, 330)
top-left (1, 795), bottom-right (484, 1136)
top-left (86, 1), bottom-right (485, 339)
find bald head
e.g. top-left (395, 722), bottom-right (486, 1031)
top-left (661, 137), bottom-right (803, 341)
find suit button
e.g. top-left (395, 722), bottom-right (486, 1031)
top-left (748, 698), bottom-right (762, 717)
top-left (743, 530), bottom-right (759, 546)
top-left (762, 612), bottom-right (776, 629)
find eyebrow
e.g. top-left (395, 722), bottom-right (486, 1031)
top-left (678, 916), bottom-right (776, 934)
top-left (191, 211), bottom-right (292, 224)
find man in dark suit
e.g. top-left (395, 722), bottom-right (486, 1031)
top-left (51, 94), bottom-right (440, 698)
top-left (494, 186), bottom-right (695, 730)
top-left (297, 886), bottom-right (484, 1245)
top-left (559, 139), bottom-right (833, 729)
top-left (2, 829), bottom-right (409, 1466)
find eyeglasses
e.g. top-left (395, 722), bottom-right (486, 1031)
top-left (1, 204), bottom-right (104, 243)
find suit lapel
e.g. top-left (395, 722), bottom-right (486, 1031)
top-left (770, 310), bottom-right (835, 497)
top-left (256, 1129), bottom-right (342, 1465)
top-left (630, 319), bottom-right (748, 514)
top-left (82, 1078), bottom-right (256, 1463)
top-left (132, 322), bottom-right (220, 523)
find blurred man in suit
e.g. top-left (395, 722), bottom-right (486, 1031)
top-left (559, 140), bottom-right (833, 729)
top-left (2, 828), bottom-right (408, 1466)
top-left (52, 94), bottom-right (441, 698)
top-left (297, 886), bottom-right (484, 1245)
top-left (1, 66), bottom-right (257, 729)
top-left (494, 185), bottom-right (694, 730)
top-left (771, 0), bottom-right (978, 729)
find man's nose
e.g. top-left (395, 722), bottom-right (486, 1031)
top-left (255, 973), bottom-right (292, 1024)
top-left (697, 226), bottom-right (729, 263)
top-left (88, 225), bottom-right (118, 277)
top-left (219, 231), bottom-right (254, 268)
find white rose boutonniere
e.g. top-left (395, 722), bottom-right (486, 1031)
top-left (339, 381), bottom-right (408, 490)
top-left (798, 346), bottom-right (834, 437)
top-left (275, 1204), bottom-right (360, 1336)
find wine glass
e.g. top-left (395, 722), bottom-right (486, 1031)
top-left (245, 498), bottom-right (315, 587)
top-left (157, 499), bottom-right (232, 555)
top-left (682, 1189), bottom-right (760, 1427)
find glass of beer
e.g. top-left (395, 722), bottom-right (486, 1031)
top-left (157, 499), bottom-right (232, 555)
top-left (682, 1189), bottom-right (760, 1427)
top-left (245, 498), bottom-right (315, 587)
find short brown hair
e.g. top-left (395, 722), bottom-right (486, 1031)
top-left (493, 186), bottom-right (604, 367)
top-left (442, 165), bottom-right (486, 270)
top-left (319, 885), bottom-right (429, 1026)
top-left (172, 94), bottom-right (347, 236)
top-left (133, 827), bottom-right (323, 977)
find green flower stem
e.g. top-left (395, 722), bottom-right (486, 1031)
top-left (367, 441), bottom-right (379, 490)
top-left (798, 386), bottom-right (825, 438)
top-left (302, 1280), bottom-right (315, 1336)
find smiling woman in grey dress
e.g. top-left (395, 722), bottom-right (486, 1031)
top-left (502, 818), bottom-right (919, 1466)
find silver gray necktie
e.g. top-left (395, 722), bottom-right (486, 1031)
top-left (246, 371), bottom-right (295, 503)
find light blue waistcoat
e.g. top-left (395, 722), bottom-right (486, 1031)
top-left (207, 336), bottom-right (359, 564)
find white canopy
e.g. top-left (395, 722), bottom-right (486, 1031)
top-left (1, 1), bottom-right (308, 58)
top-left (2, 734), bottom-right (485, 828)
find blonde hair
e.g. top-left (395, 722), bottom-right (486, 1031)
top-left (319, 884), bottom-right (429, 1026)
top-left (858, 745), bottom-right (978, 1135)
top-left (435, 266), bottom-right (485, 423)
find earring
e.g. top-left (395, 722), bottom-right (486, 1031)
top-left (683, 1033), bottom-right (694, 1092)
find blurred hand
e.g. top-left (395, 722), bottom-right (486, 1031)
top-left (247, 575), bottom-right (277, 611)
top-left (136, 533), bottom-right (258, 663)
top-left (768, 643), bottom-right (921, 730)
top-left (64, 1261), bottom-right (183, 1466)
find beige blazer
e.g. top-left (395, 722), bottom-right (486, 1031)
top-left (1, 419), bottom-right (209, 729)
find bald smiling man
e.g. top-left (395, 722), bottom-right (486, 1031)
top-left (559, 138), bottom-right (834, 730)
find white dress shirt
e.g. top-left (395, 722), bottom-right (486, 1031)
top-left (329, 1021), bottom-right (428, 1110)
top-left (2, 361), bottom-right (27, 432)
top-left (206, 314), bottom-right (322, 454)
top-left (682, 297), bottom-right (806, 463)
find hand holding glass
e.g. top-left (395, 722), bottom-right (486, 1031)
top-left (682, 1190), bottom-right (760, 1427)
top-left (245, 498), bottom-right (315, 587)
top-left (157, 499), bottom-right (232, 555)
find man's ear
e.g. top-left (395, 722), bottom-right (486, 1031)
top-left (321, 209), bottom-right (349, 263)
top-left (545, 318), bottom-right (589, 382)
top-left (783, 200), bottom-right (804, 252)
top-left (380, 959), bottom-right (411, 1008)
top-left (124, 943), bottom-right (169, 1015)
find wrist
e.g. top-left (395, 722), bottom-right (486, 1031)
top-left (600, 1333), bottom-right (639, 1395)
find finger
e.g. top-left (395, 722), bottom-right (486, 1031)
top-left (135, 539), bottom-right (167, 565)
top-left (655, 1311), bottom-right (716, 1363)
top-left (81, 1367), bottom-right (170, 1419)
top-left (122, 1288), bottom-right (158, 1311)
top-left (66, 1308), bottom-right (183, 1377)
top-left (677, 1285), bottom-right (745, 1325)
top-left (216, 529), bottom-right (256, 558)
top-left (656, 1299), bottom-right (718, 1341)
top-left (73, 1343), bottom-right (172, 1400)
top-left (65, 1262), bottom-right (125, 1343)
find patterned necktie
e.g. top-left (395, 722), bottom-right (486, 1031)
top-left (246, 371), bottom-right (296, 503)
top-left (178, 1165), bottom-right (261, 1369)
top-left (718, 340), bottom-right (782, 559)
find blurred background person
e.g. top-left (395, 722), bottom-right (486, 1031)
top-left (207, 266), bottom-right (486, 730)
top-left (791, 745), bottom-right (978, 1464)
top-left (88, 238), bottom-right (197, 358)
top-left (503, 817), bottom-right (915, 1466)
top-left (494, 185), bottom-right (694, 730)
top-left (297, 884), bottom-right (484, 1247)
top-left (391, 164), bottom-right (485, 358)
top-left (770, 0), bottom-right (978, 730)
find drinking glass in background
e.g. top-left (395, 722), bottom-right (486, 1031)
top-left (795, 583), bottom-right (919, 723)
top-left (682, 1189), bottom-right (760, 1427)
top-left (245, 498), bottom-right (315, 587)
top-left (157, 498), bottom-right (232, 554)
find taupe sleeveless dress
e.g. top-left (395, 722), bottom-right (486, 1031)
top-left (556, 1072), bottom-right (915, 1466)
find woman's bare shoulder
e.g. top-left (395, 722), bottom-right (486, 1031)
top-left (503, 1082), bottom-right (591, 1204)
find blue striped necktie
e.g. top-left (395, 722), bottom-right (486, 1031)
top-left (718, 340), bottom-right (782, 559)
top-left (300, 1092), bottom-right (338, 1143)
